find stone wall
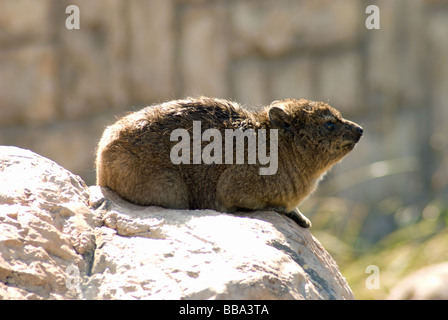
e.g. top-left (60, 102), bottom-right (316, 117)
top-left (1, 0), bottom-right (447, 241)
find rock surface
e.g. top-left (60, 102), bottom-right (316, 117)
top-left (387, 262), bottom-right (448, 300)
top-left (0, 146), bottom-right (353, 300)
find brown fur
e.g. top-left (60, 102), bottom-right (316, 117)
top-left (96, 97), bottom-right (363, 228)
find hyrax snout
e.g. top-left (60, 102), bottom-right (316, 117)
top-left (96, 97), bottom-right (363, 228)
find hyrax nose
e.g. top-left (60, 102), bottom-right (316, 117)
top-left (345, 122), bottom-right (363, 140)
top-left (353, 125), bottom-right (363, 142)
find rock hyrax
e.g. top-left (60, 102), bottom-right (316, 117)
top-left (96, 97), bottom-right (363, 228)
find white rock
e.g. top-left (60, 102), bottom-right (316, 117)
top-left (387, 262), bottom-right (448, 300)
top-left (0, 146), bottom-right (353, 300)
top-left (0, 146), bottom-right (95, 299)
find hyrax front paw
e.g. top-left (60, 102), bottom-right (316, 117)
top-left (267, 206), bottom-right (312, 228)
top-left (285, 209), bottom-right (312, 228)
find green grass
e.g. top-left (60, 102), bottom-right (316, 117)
top-left (302, 197), bottom-right (448, 299)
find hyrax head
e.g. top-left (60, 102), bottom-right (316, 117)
top-left (268, 99), bottom-right (363, 167)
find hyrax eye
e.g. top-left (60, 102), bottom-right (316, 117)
top-left (324, 121), bottom-right (335, 131)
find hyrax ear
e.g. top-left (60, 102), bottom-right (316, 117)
top-left (269, 106), bottom-right (291, 130)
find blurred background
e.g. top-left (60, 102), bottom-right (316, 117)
top-left (0, 0), bottom-right (447, 299)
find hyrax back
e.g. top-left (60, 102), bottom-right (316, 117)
top-left (96, 97), bottom-right (363, 228)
